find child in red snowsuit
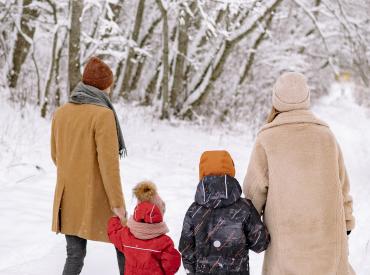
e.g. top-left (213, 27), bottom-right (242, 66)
top-left (108, 181), bottom-right (181, 275)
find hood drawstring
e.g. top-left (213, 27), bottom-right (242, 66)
top-left (149, 204), bottom-right (155, 224)
top-left (202, 179), bottom-right (206, 203)
top-left (224, 175), bottom-right (228, 199)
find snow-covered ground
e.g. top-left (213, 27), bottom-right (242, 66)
top-left (0, 85), bottom-right (369, 274)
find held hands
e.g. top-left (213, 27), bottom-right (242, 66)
top-left (113, 207), bottom-right (127, 226)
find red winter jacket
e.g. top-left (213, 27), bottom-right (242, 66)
top-left (108, 217), bottom-right (181, 275)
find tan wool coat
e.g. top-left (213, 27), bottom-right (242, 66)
top-left (244, 109), bottom-right (355, 275)
top-left (51, 103), bottom-right (125, 242)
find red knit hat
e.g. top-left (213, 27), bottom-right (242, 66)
top-left (133, 181), bottom-right (166, 214)
top-left (133, 202), bottom-right (163, 224)
top-left (82, 57), bottom-right (113, 90)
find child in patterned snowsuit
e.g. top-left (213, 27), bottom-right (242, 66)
top-left (179, 150), bottom-right (270, 275)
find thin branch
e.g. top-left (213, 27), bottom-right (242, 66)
top-left (292, 0), bottom-right (338, 75)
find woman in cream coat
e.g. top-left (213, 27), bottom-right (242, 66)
top-left (243, 72), bottom-right (355, 275)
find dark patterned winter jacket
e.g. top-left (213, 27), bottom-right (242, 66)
top-left (179, 175), bottom-right (270, 275)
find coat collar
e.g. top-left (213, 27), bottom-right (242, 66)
top-left (260, 109), bottom-right (329, 133)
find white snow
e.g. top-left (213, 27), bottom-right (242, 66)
top-left (0, 84), bottom-right (369, 274)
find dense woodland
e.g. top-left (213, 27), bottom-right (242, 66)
top-left (0, 0), bottom-right (369, 127)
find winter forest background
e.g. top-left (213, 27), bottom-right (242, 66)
top-left (1, 0), bottom-right (370, 125)
top-left (0, 0), bottom-right (370, 274)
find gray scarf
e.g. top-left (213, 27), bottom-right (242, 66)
top-left (70, 82), bottom-right (127, 157)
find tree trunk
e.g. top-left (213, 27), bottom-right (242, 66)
top-left (68, 0), bottom-right (83, 94)
top-left (170, 3), bottom-right (193, 111)
top-left (119, 0), bottom-right (145, 98)
top-left (144, 63), bottom-right (161, 106)
top-left (41, 0), bottom-right (58, 117)
top-left (55, 32), bottom-right (68, 108)
top-left (31, 50), bottom-right (41, 105)
top-left (130, 16), bottom-right (162, 92)
top-left (156, 0), bottom-right (170, 119)
top-left (7, 0), bottom-right (38, 89)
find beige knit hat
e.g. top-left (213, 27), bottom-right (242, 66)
top-left (272, 72), bottom-right (310, 112)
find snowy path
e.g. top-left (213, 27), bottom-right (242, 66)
top-left (0, 94), bottom-right (369, 274)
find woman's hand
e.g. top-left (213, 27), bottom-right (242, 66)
top-left (112, 207), bottom-right (127, 222)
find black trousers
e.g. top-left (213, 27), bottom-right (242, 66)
top-left (62, 235), bottom-right (125, 275)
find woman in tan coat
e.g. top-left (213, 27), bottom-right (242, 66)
top-left (243, 72), bottom-right (355, 275)
top-left (51, 57), bottom-right (126, 275)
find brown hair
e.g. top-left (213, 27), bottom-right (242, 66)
top-left (266, 106), bottom-right (281, 123)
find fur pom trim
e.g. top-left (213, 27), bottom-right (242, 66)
top-left (133, 181), bottom-right (157, 202)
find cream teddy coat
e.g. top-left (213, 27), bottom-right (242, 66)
top-left (243, 109), bottom-right (355, 275)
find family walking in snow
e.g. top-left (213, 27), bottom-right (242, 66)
top-left (51, 57), bottom-right (355, 275)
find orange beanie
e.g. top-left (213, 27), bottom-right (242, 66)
top-left (82, 57), bottom-right (113, 90)
top-left (199, 150), bottom-right (235, 180)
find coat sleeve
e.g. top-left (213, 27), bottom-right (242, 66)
top-left (243, 139), bottom-right (269, 214)
top-left (179, 205), bottom-right (196, 274)
top-left (243, 199), bottom-right (270, 253)
top-left (94, 110), bottom-right (125, 209)
top-left (107, 217), bottom-right (125, 252)
top-left (338, 144), bottom-right (355, 231)
top-left (51, 116), bottom-right (57, 166)
top-left (161, 237), bottom-right (181, 275)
